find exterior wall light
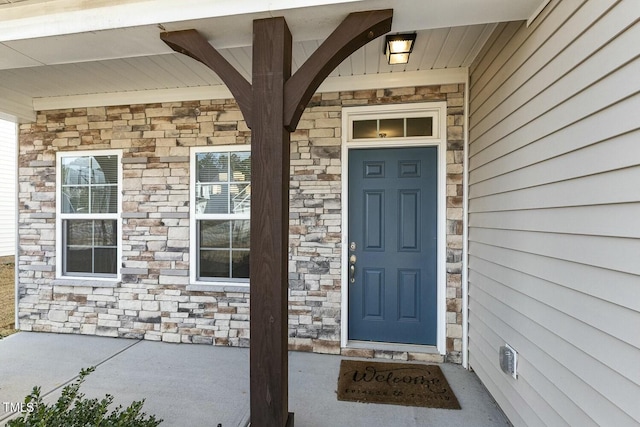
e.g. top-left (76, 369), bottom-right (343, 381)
top-left (384, 33), bottom-right (416, 65)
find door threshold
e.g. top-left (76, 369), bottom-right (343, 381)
top-left (346, 340), bottom-right (441, 355)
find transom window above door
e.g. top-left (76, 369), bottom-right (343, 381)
top-left (353, 116), bottom-right (433, 139)
top-left (345, 103), bottom-right (442, 142)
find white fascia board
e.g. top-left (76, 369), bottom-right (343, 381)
top-left (32, 68), bottom-right (468, 112)
top-left (0, 0), bottom-right (362, 42)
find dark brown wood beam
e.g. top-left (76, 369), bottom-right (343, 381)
top-left (160, 30), bottom-right (253, 128)
top-left (283, 9), bottom-right (393, 131)
top-left (159, 10), bottom-right (393, 427)
top-left (249, 16), bottom-right (293, 427)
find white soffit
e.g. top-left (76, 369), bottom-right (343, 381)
top-left (3, 26), bottom-right (172, 66)
top-left (0, 0), bottom-right (544, 43)
top-left (31, 68), bottom-right (469, 112)
top-left (0, 0), bottom-right (545, 118)
top-left (2, 25), bottom-right (486, 99)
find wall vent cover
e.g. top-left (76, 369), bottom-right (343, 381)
top-left (499, 344), bottom-right (518, 379)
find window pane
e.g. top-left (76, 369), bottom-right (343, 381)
top-left (65, 219), bottom-right (117, 275)
top-left (91, 185), bottom-right (117, 213)
top-left (230, 183), bottom-right (250, 214)
top-left (62, 155), bottom-right (118, 214)
top-left (231, 220), bottom-right (250, 248)
top-left (197, 153), bottom-right (229, 183)
top-left (62, 157), bottom-right (91, 185)
top-left (198, 184), bottom-right (229, 214)
top-left (92, 155), bottom-right (118, 184)
top-left (66, 247), bottom-right (92, 273)
top-left (407, 117), bottom-right (433, 137)
top-left (94, 248), bottom-right (117, 274)
top-left (353, 120), bottom-right (377, 139)
top-left (230, 152), bottom-right (251, 182)
top-left (200, 250), bottom-right (230, 278)
top-left (200, 220), bottom-right (230, 249)
top-left (379, 119), bottom-right (404, 138)
top-left (66, 220), bottom-right (93, 246)
top-left (195, 184), bottom-right (208, 214)
top-left (94, 220), bottom-right (117, 246)
top-left (62, 186), bottom-right (89, 213)
top-left (232, 251), bottom-right (250, 278)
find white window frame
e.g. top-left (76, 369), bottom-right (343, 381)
top-left (189, 145), bottom-right (251, 288)
top-left (55, 149), bottom-right (122, 282)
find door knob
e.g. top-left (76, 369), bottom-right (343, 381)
top-left (349, 254), bottom-right (356, 283)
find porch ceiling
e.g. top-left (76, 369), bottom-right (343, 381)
top-left (0, 0), bottom-right (545, 121)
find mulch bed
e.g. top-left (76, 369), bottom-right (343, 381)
top-left (337, 359), bottom-right (461, 410)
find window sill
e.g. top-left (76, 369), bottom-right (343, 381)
top-left (186, 283), bottom-right (250, 293)
top-left (51, 278), bottom-right (120, 288)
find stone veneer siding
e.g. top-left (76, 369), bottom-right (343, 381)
top-left (18, 84), bottom-right (465, 363)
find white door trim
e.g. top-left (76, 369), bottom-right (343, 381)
top-left (340, 102), bottom-right (447, 355)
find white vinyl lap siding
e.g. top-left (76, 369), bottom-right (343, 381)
top-left (468, 0), bottom-right (640, 426)
top-left (0, 119), bottom-right (16, 257)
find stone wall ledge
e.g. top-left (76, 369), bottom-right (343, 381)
top-left (27, 212), bottom-right (55, 219)
top-left (29, 160), bottom-right (55, 167)
top-left (159, 156), bottom-right (189, 163)
top-left (186, 283), bottom-right (250, 293)
top-left (121, 157), bottom-right (148, 164)
top-left (122, 212), bottom-right (148, 219)
top-left (159, 269), bottom-right (189, 276)
top-left (121, 268), bottom-right (148, 275)
top-left (23, 264), bottom-right (55, 272)
top-left (51, 279), bottom-right (120, 288)
top-left (150, 212), bottom-right (189, 219)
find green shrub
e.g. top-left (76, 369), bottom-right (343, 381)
top-left (7, 367), bottom-right (162, 427)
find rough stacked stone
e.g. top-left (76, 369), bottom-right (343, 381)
top-left (18, 84), bottom-right (465, 363)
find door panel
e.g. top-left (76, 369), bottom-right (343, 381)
top-left (364, 191), bottom-right (384, 250)
top-left (399, 190), bottom-right (420, 251)
top-left (398, 269), bottom-right (420, 321)
top-left (363, 268), bottom-right (384, 319)
top-left (348, 146), bottom-right (437, 346)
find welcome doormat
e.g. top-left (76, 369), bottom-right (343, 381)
top-left (337, 360), bottom-right (461, 409)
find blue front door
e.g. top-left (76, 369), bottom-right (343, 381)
top-left (348, 147), bottom-right (438, 345)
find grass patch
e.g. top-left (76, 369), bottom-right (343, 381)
top-left (0, 262), bottom-right (16, 336)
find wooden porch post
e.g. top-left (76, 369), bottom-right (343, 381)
top-left (249, 17), bottom-right (293, 427)
top-left (160, 10), bottom-right (392, 426)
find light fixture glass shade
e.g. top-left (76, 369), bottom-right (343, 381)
top-left (384, 33), bottom-right (416, 65)
top-left (388, 40), bottom-right (413, 54)
top-left (387, 53), bottom-right (410, 65)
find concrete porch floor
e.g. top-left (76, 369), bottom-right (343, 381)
top-left (0, 332), bottom-right (510, 426)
